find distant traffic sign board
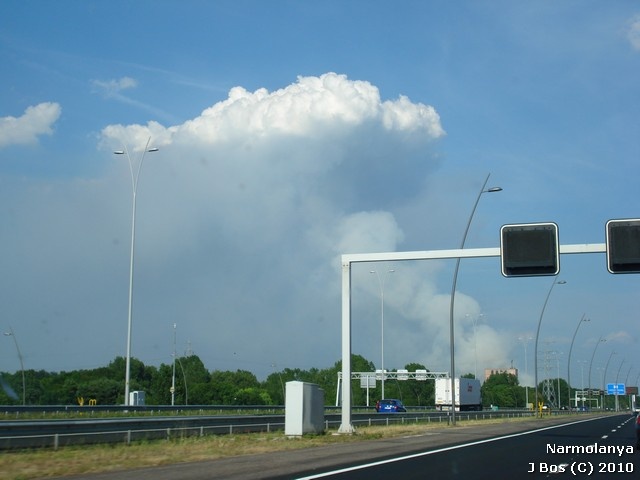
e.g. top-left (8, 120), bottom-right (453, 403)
top-left (607, 383), bottom-right (625, 395)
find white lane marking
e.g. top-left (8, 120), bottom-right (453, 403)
top-left (297, 416), bottom-right (608, 479)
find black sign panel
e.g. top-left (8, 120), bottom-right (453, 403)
top-left (606, 219), bottom-right (640, 274)
top-left (500, 223), bottom-right (559, 277)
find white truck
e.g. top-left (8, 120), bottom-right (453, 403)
top-left (435, 378), bottom-right (482, 411)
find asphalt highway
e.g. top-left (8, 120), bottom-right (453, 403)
top-left (51, 414), bottom-right (638, 480)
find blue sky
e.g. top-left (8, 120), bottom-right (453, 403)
top-left (1, 1), bottom-right (639, 397)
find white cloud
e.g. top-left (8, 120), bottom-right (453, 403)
top-left (98, 72), bottom-right (445, 257)
top-left (92, 76), bottom-right (138, 95)
top-left (94, 73), bottom-right (452, 373)
top-left (0, 103), bottom-right (61, 148)
top-left (628, 15), bottom-right (640, 50)
top-left (333, 211), bottom-right (405, 254)
top-left (3, 73), bottom-right (463, 376)
top-left (101, 73), bottom-right (445, 148)
top-left (0, 71), bottom-right (507, 381)
top-left (605, 330), bottom-right (635, 345)
top-left (382, 94), bottom-right (444, 137)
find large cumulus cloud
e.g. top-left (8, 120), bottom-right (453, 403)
top-left (2, 73), bottom-right (510, 378)
top-left (94, 73), bottom-right (459, 374)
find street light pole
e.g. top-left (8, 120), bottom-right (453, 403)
top-left (588, 336), bottom-right (605, 399)
top-left (625, 366), bottom-right (633, 388)
top-left (171, 323), bottom-right (176, 406)
top-left (271, 363), bottom-right (286, 404)
top-left (448, 173), bottom-right (501, 424)
top-left (625, 366), bottom-right (633, 412)
top-left (534, 278), bottom-right (566, 415)
top-left (567, 313), bottom-right (589, 411)
top-left (603, 351), bottom-right (617, 410)
top-left (3, 327), bottom-right (25, 405)
top-left (577, 360), bottom-right (587, 409)
top-left (615, 358), bottom-right (625, 412)
top-left (370, 268), bottom-right (394, 399)
top-left (114, 137), bottom-right (159, 406)
top-left (175, 357), bottom-right (189, 405)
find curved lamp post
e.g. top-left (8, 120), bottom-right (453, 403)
top-left (625, 366), bottom-right (633, 392)
top-left (370, 268), bottom-right (394, 399)
top-left (114, 137), bottom-right (159, 406)
top-left (271, 363), bottom-right (286, 404)
top-left (3, 327), bottom-right (25, 405)
top-left (577, 360), bottom-right (588, 409)
top-left (588, 336), bottom-right (605, 397)
top-left (602, 351), bottom-right (617, 410)
top-left (615, 358), bottom-right (625, 411)
top-left (448, 174), bottom-right (501, 424)
top-left (567, 314), bottom-right (589, 410)
top-left (173, 356), bottom-right (188, 405)
top-left (534, 278), bottom-right (566, 415)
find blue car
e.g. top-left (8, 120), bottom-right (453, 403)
top-left (375, 399), bottom-right (406, 413)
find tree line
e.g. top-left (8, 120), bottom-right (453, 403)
top-left (0, 353), bottom-right (603, 409)
top-left (0, 354), bottom-right (377, 406)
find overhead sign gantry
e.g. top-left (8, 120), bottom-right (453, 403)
top-left (338, 218), bottom-right (638, 434)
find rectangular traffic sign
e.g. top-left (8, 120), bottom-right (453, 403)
top-left (607, 383), bottom-right (625, 395)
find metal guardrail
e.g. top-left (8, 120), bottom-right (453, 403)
top-left (0, 410), bottom-right (541, 450)
top-left (0, 404), bottom-right (287, 415)
top-left (0, 420), bottom-right (288, 450)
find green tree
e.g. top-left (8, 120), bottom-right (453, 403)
top-left (175, 355), bottom-right (209, 405)
top-left (482, 372), bottom-right (521, 408)
top-left (332, 354), bottom-right (376, 406)
top-left (0, 354), bottom-right (471, 407)
top-left (234, 387), bottom-right (269, 405)
top-left (210, 370), bottom-right (261, 404)
top-left (0, 372), bottom-right (20, 404)
top-left (38, 371), bottom-right (69, 404)
top-left (100, 356), bottom-right (153, 404)
top-left (79, 378), bottom-right (121, 404)
top-left (150, 363), bottom-right (173, 405)
top-left (263, 371), bottom-right (286, 405)
top-left (391, 363), bottom-right (434, 406)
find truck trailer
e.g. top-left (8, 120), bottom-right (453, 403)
top-left (435, 378), bottom-right (482, 411)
